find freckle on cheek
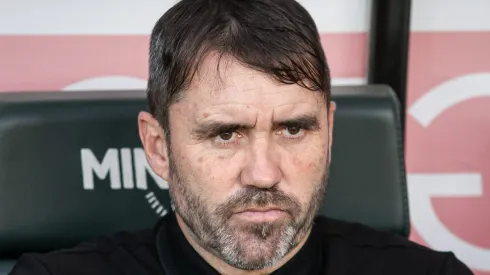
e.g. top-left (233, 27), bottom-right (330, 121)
top-left (292, 156), bottom-right (303, 167)
top-left (198, 157), bottom-right (203, 163)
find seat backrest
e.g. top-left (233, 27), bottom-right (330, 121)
top-left (0, 85), bottom-right (409, 258)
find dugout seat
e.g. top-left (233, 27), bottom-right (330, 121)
top-left (0, 85), bottom-right (409, 274)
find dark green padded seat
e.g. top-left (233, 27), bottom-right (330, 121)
top-left (0, 85), bottom-right (409, 274)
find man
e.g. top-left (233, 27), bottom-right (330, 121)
top-left (10, 0), bottom-right (473, 274)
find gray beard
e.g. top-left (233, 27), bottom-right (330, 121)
top-left (167, 150), bottom-right (328, 270)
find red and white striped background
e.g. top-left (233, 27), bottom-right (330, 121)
top-left (0, 1), bottom-right (489, 273)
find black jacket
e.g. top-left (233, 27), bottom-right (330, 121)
top-left (9, 213), bottom-right (473, 275)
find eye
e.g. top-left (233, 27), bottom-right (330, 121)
top-left (278, 125), bottom-right (305, 139)
top-left (218, 131), bottom-right (234, 141)
top-left (286, 126), bottom-right (301, 135)
top-left (214, 131), bottom-right (242, 146)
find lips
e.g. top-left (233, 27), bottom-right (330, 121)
top-left (233, 207), bottom-right (288, 223)
top-left (235, 207), bottom-right (284, 214)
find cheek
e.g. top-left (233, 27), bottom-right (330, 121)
top-left (289, 142), bottom-right (327, 174)
top-left (282, 142), bottom-right (327, 197)
top-left (180, 148), bottom-right (244, 203)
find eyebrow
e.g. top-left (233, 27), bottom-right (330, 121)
top-left (191, 114), bottom-right (320, 139)
top-left (272, 114), bottom-right (320, 130)
top-left (191, 122), bottom-right (254, 139)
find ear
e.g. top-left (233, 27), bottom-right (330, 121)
top-left (138, 111), bottom-right (170, 182)
top-left (327, 101), bottom-right (336, 164)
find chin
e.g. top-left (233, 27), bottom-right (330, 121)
top-left (217, 223), bottom-right (297, 270)
top-left (223, 243), bottom-right (282, 271)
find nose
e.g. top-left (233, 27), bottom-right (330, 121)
top-left (240, 139), bottom-right (282, 189)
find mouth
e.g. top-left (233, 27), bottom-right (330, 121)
top-left (233, 207), bottom-right (288, 223)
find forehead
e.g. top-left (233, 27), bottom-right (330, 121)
top-left (179, 54), bottom-right (326, 111)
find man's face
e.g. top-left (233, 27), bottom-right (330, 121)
top-left (141, 54), bottom-right (335, 270)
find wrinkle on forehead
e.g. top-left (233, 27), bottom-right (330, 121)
top-left (191, 102), bottom-right (322, 132)
top-left (188, 53), bottom-right (291, 96)
top-left (272, 102), bottom-right (320, 118)
top-left (193, 103), bottom-right (259, 124)
top-left (178, 53), bottom-right (326, 118)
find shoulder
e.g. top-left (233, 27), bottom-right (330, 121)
top-left (314, 216), bottom-right (474, 275)
top-left (9, 228), bottom-right (162, 275)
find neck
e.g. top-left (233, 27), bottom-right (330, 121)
top-left (175, 214), bottom-right (311, 275)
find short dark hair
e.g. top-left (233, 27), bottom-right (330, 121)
top-left (147, 0), bottom-right (331, 131)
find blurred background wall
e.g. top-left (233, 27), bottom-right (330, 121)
top-left (0, 1), bottom-right (489, 274)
